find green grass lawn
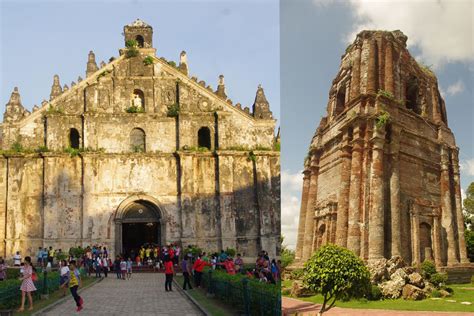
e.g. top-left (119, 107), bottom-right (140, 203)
top-left (175, 274), bottom-right (235, 316)
top-left (283, 281), bottom-right (474, 313)
top-left (13, 276), bottom-right (97, 316)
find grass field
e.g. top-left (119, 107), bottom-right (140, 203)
top-left (13, 277), bottom-right (98, 316)
top-left (283, 280), bottom-right (474, 313)
top-left (174, 274), bottom-right (235, 316)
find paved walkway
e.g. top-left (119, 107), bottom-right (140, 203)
top-left (38, 274), bottom-right (203, 316)
top-left (282, 297), bottom-right (474, 316)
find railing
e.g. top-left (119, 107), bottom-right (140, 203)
top-left (202, 269), bottom-right (281, 316)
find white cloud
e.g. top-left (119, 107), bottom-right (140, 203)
top-left (346, 0), bottom-right (474, 68)
top-left (461, 159), bottom-right (474, 176)
top-left (446, 80), bottom-right (465, 96)
top-left (281, 170), bottom-right (303, 250)
top-left (281, 169), bottom-right (303, 191)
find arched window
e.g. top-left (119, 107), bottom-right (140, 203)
top-left (198, 127), bottom-right (211, 149)
top-left (130, 128), bottom-right (146, 152)
top-left (132, 89), bottom-right (145, 110)
top-left (69, 128), bottom-right (80, 149)
top-left (406, 76), bottom-right (420, 114)
top-left (135, 35), bottom-right (144, 48)
top-left (334, 88), bottom-right (346, 116)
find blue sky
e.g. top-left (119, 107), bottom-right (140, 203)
top-left (281, 0), bottom-right (473, 249)
top-left (0, 0), bottom-right (280, 124)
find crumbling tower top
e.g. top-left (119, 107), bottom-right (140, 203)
top-left (317, 30), bottom-right (447, 137)
top-left (124, 19), bottom-right (153, 49)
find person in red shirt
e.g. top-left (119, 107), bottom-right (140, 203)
top-left (192, 255), bottom-right (210, 288)
top-left (217, 258), bottom-right (236, 275)
top-left (164, 256), bottom-right (174, 292)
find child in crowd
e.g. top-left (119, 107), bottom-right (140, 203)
top-left (18, 256), bottom-right (36, 312)
top-left (126, 257), bottom-right (133, 280)
top-left (120, 257), bottom-right (127, 280)
top-left (114, 256), bottom-right (121, 279)
top-left (68, 260), bottom-right (83, 312)
top-left (59, 260), bottom-right (70, 297)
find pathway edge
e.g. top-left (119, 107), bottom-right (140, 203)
top-left (32, 277), bottom-right (104, 316)
top-left (173, 277), bottom-right (209, 316)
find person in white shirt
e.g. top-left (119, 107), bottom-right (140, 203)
top-left (13, 251), bottom-right (21, 266)
top-left (102, 256), bottom-right (109, 278)
top-left (59, 260), bottom-right (70, 297)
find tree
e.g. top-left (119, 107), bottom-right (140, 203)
top-left (463, 182), bottom-right (474, 227)
top-left (280, 235), bottom-right (295, 269)
top-left (463, 182), bottom-right (474, 261)
top-left (304, 244), bottom-right (370, 315)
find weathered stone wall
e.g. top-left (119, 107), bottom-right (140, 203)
top-left (1, 151), bottom-right (279, 258)
top-left (0, 20), bottom-right (279, 260)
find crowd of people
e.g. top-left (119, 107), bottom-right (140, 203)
top-left (0, 244), bottom-right (279, 312)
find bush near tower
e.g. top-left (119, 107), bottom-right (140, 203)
top-left (303, 244), bottom-right (370, 314)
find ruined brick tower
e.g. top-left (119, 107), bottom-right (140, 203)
top-left (295, 30), bottom-right (469, 268)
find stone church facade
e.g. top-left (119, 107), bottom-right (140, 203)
top-left (295, 30), bottom-right (468, 268)
top-left (0, 20), bottom-right (280, 259)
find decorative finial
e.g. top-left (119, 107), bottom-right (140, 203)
top-left (252, 84), bottom-right (273, 119)
top-left (216, 75), bottom-right (227, 99)
top-left (86, 50), bottom-right (99, 77)
top-left (50, 74), bottom-right (63, 100)
top-left (178, 51), bottom-right (188, 75)
top-left (3, 86), bottom-right (28, 123)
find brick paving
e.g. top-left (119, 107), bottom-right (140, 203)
top-left (282, 297), bottom-right (474, 316)
top-left (37, 274), bottom-right (203, 315)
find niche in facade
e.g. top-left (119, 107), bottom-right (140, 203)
top-left (198, 127), bottom-right (211, 149)
top-left (69, 128), bottom-right (80, 149)
top-left (130, 128), bottom-right (146, 152)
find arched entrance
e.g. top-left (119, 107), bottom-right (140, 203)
top-left (114, 196), bottom-right (165, 257)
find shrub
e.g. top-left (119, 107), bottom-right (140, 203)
top-left (6, 268), bottom-right (20, 280)
top-left (281, 248), bottom-right (295, 269)
top-left (132, 145), bottom-right (144, 153)
top-left (304, 244), bottom-right (370, 314)
top-left (430, 273), bottom-right (448, 289)
top-left (126, 47), bottom-right (139, 58)
top-left (126, 106), bottom-right (145, 113)
top-left (167, 60), bottom-right (177, 68)
top-left (444, 287), bottom-right (454, 294)
top-left (143, 56), bottom-right (155, 66)
top-left (248, 151), bottom-right (257, 162)
top-left (290, 268), bottom-right (304, 280)
top-left (10, 142), bottom-right (23, 153)
top-left (64, 146), bottom-right (82, 157)
top-left (225, 247), bottom-right (236, 257)
top-left (167, 103), bottom-right (180, 117)
top-left (125, 39), bottom-right (138, 48)
top-left (35, 145), bottom-right (49, 153)
top-left (368, 285), bottom-right (382, 301)
top-left (274, 142), bottom-right (281, 151)
top-left (69, 247), bottom-right (85, 259)
top-left (421, 260), bottom-right (437, 279)
top-left (183, 245), bottom-right (202, 257)
top-left (375, 110), bottom-right (391, 129)
top-left (377, 89), bottom-right (395, 100)
top-left (431, 289), bottom-right (441, 298)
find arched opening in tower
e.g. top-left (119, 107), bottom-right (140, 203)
top-left (135, 35), bottom-right (144, 48)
